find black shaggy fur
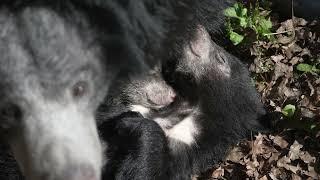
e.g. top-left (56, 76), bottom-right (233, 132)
top-left (96, 26), bottom-right (267, 180)
top-left (99, 112), bottom-right (169, 180)
top-left (0, 0), bottom-right (269, 180)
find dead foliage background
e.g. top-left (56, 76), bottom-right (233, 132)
top-left (199, 3), bottom-right (320, 180)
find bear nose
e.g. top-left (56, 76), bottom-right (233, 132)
top-left (168, 90), bottom-right (177, 103)
top-left (170, 93), bottom-right (176, 101)
top-left (63, 164), bottom-right (98, 180)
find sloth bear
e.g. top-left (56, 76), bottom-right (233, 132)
top-left (98, 25), bottom-right (266, 180)
top-left (0, 0), bottom-right (267, 180)
top-left (0, 3), bottom-right (111, 180)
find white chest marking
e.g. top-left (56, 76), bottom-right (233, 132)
top-left (130, 105), bottom-right (199, 146)
top-left (154, 117), bottom-right (173, 129)
top-left (166, 115), bottom-right (198, 146)
top-left (130, 105), bottom-right (150, 117)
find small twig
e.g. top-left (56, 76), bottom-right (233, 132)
top-left (290, 0), bottom-right (296, 41)
top-left (264, 0), bottom-right (296, 43)
top-left (276, 0), bottom-right (296, 44)
top-left (263, 30), bottom-right (294, 36)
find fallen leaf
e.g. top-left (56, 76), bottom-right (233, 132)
top-left (270, 135), bottom-right (289, 149)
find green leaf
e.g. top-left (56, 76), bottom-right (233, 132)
top-left (229, 31), bottom-right (244, 45)
top-left (239, 17), bottom-right (248, 27)
top-left (241, 7), bottom-right (248, 17)
top-left (297, 63), bottom-right (313, 73)
top-left (224, 7), bottom-right (238, 18)
top-left (234, 3), bottom-right (240, 11)
top-left (256, 18), bottom-right (272, 36)
top-left (261, 18), bottom-right (272, 30)
top-left (311, 66), bottom-right (320, 74)
top-left (282, 104), bottom-right (296, 118)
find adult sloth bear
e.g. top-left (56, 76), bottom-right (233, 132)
top-left (0, 0), bottom-right (267, 180)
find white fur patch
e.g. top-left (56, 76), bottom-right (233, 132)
top-left (153, 117), bottom-right (173, 129)
top-left (130, 105), bottom-right (199, 146)
top-left (130, 105), bottom-right (151, 117)
top-left (10, 87), bottom-right (103, 180)
top-left (166, 115), bottom-right (198, 146)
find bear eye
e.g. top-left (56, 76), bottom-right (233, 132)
top-left (72, 81), bottom-right (88, 98)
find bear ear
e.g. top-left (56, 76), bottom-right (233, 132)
top-left (188, 25), bottom-right (212, 60)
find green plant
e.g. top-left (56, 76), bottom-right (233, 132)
top-left (224, 2), bottom-right (272, 45)
top-left (296, 63), bottom-right (320, 75)
top-left (282, 104), bottom-right (296, 118)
